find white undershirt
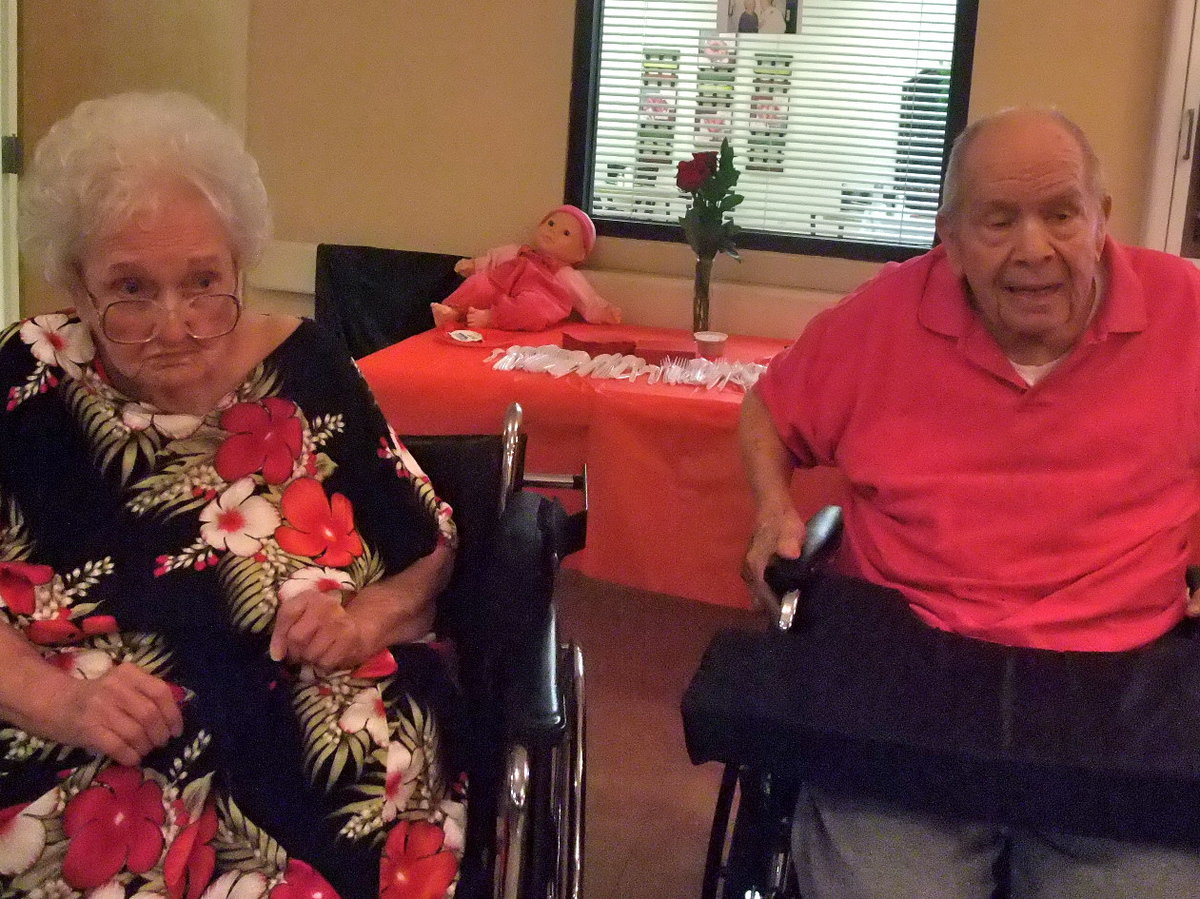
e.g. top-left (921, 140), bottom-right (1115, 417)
top-left (1011, 356), bottom-right (1064, 386)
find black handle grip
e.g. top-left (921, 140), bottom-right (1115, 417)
top-left (763, 505), bottom-right (843, 597)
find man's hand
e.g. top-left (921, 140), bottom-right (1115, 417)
top-left (58, 663), bottom-right (183, 766)
top-left (270, 588), bottom-right (369, 671)
top-left (742, 508), bottom-right (806, 619)
top-left (466, 307), bottom-right (495, 329)
top-left (454, 257), bottom-right (476, 277)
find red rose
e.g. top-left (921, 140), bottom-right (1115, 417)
top-left (62, 766), bottom-right (166, 889)
top-left (379, 819), bottom-right (458, 899)
top-left (676, 152), bottom-right (717, 192)
top-left (215, 398), bottom-right (304, 485)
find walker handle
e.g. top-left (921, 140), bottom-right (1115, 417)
top-left (764, 505), bottom-right (844, 598)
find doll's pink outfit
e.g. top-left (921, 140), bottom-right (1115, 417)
top-left (443, 244), bottom-right (620, 331)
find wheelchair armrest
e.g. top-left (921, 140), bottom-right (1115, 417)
top-left (489, 490), bottom-right (578, 747)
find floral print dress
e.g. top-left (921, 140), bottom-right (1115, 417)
top-left (0, 314), bottom-right (466, 899)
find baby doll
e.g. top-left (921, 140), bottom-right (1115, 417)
top-left (431, 205), bottom-right (622, 331)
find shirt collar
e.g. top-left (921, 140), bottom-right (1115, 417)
top-left (917, 236), bottom-right (1147, 342)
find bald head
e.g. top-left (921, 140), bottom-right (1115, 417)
top-left (938, 107), bottom-right (1108, 229)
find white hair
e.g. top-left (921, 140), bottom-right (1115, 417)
top-left (939, 106), bottom-right (1107, 227)
top-left (20, 91), bottom-right (272, 290)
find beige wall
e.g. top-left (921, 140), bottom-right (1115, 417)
top-left (17, 0), bottom-right (1176, 321)
top-left (17, 0), bottom-right (248, 313)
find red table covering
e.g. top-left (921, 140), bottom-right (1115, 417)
top-left (358, 323), bottom-right (846, 608)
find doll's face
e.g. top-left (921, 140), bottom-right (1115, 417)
top-left (535, 212), bottom-right (588, 266)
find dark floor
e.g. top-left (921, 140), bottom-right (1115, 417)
top-left (555, 568), bottom-right (757, 898)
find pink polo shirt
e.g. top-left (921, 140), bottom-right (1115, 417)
top-left (758, 239), bottom-right (1200, 651)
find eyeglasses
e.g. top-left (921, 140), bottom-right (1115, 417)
top-left (84, 290), bottom-right (242, 345)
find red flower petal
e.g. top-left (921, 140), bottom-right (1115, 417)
top-left (220, 401), bottom-right (270, 434)
top-left (380, 821), bottom-right (458, 899)
top-left (0, 569), bottom-right (35, 616)
top-left (400, 819), bottom-right (447, 860)
top-left (26, 618), bottom-right (84, 645)
top-left (62, 816), bottom-right (128, 889)
top-left (0, 802), bottom-right (26, 829)
top-left (269, 858), bottom-right (341, 899)
top-left (214, 432), bottom-right (264, 482)
top-left (81, 615), bottom-right (119, 635)
top-left (164, 801), bottom-right (218, 899)
top-left (329, 493), bottom-right (355, 532)
top-left (351, 649), bottom-right (397, 679)
top-left (276, 481), bottom-right (363, 566)
top-left (260, 443), bottom-right (296, 484)
top-left (275, 525), bottom-right (329, 559)
top-left (62, 766), bottom-right (166, 888)
top-left (279, 478), bottom-right (329, 532)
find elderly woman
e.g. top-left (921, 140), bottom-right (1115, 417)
top-left (0, 92), bottom-right (464, 899)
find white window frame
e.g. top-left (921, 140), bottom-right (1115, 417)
top-left (566, 0), bottom-right (978, 263)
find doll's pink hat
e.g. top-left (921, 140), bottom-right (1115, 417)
top-left (549, 204), bottom-right (597, 254)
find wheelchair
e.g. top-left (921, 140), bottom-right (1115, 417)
top-left (683, 506), bottom-right (1200, 899)
top-left (682, 506), bottom-right (842, 899)
top-left (403, 402), bottom-right (586, 899)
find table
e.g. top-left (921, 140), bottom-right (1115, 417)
top-left (358, 323), bottom-right (845, 608)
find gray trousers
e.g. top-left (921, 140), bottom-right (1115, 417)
top-left (792, 782), bottom-right (1200, 898)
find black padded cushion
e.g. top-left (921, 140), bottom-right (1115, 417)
top-left (315, 243), bottom-right (463, 358)
top-left (682, 574), bottom-right (1200, 844)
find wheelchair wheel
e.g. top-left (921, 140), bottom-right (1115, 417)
top-left (494, 639), bottom-right (586, 899)
top-left (702, 765), bottom-right (800, 899)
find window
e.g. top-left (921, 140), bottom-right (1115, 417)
top-left (567, 0), bottom-right (978, 262)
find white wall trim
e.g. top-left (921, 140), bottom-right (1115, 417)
top-left (1144, 0), bottom-right (1198, 253)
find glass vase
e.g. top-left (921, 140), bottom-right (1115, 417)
top-left (693, 254), bottom-right (714, 333)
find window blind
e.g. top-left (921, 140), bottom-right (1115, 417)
top-left (586, 0), bottom-right (963, 252)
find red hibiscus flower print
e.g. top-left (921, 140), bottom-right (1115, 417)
top-left (379, 819), bottom-right (458, 899)
top-left (269, 858), bottom-right (341, 899)
top-left (26, 610), bottom-right (84, 646)
top-left (275, 478), bottom-right (363, 567)
top-left (215, 398), bottom-right (304, 485)
top-left (62, 765), bottom-right (166, 890)
top-left (29, 612), bottom-right (119, 647)
top-left (163, 796), bottom-right (218, 899)
top-left (0, 561), bottom-right (54, 616)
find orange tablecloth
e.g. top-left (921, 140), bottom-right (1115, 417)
top-left (358, 323), bottom-right (845, 608)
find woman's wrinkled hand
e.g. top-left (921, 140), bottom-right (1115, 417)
top-left (741, 509), bottom-right (806, 619)
top-left (270, 588), bottom-right (369, 672)
top-left (59, 662), bottom-right (183, 766)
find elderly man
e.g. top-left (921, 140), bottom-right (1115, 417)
top-left (741, 107), bottom-right (1200, 896)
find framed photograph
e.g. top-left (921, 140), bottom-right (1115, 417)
top-left (717, 0), bottom-right (800, 35)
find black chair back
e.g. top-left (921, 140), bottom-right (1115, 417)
top-left (314, 243), bottom-right (463, 358)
